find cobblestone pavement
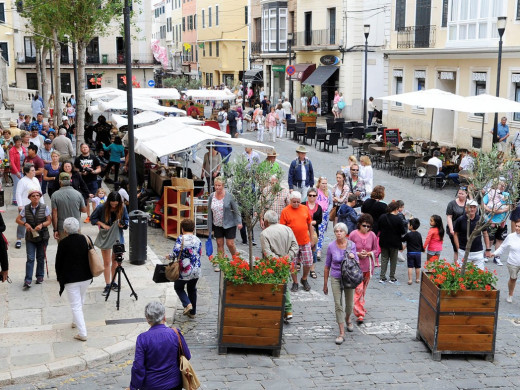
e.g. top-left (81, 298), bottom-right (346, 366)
top-left (3, 131), bottom-right (520, 389)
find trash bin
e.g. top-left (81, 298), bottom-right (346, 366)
top-left (129, 210), bottom-right (148, 265)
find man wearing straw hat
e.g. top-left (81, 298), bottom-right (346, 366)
top-left (259, 149), bottom-right (282, 177)
top-left (288, 146), bottom-right (314, 202)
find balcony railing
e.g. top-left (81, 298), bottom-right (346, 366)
top-left (295, 29), bottom-right (339, 47)
top-left (397, 25), bottom-right (436, 49)
top-left (251, 41), bottom-right (262, 55)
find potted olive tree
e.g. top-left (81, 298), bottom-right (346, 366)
top-left (417, 148), bottom-right (520, 361)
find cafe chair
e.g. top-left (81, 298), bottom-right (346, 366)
top-left (315, 128), bottom-right (328, 150)
top-left (293, 123), bottom-right (306, 141)
top-left (303, 126), bottom-right (316, 145)
top-left (324, 132), bottom-right (340, 153)
top-left (424, 164), bottom-right (443, 189)
top-left (286, 122), bottom-right (296, 139)
top-left (326, 118), bottom-right (335, 131)
top-left (402, 155), bottom-right (417, 177)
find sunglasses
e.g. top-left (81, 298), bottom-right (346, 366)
top-left (459, 186), bottom-right (467, 190)
top-left (361, 224), bottom-right (371, 228)
top-left (308, 194), bottom-right (317, 197)
top-left (351, 169), bottom-right (359, 172)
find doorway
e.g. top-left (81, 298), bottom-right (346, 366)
top-left (434, 75), bottom-right (456, 143)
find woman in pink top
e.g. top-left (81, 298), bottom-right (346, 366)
top-left (348, 214), bottom-right (379, 324)
top-left (266, 107), bottom-right (279, 143)
top-left (332, 90), bottom-right (341, 119)
top-left (316, 177), bottom-right (333, 260)
top-left (424, 214), bottom-right (444, 260)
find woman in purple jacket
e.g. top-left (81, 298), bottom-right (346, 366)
top-left (129, 301), bottom-right (191, 390)
top-left (323, 222), bottom-right (359, 345)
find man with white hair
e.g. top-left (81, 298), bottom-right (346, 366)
top-left (261, 210), bottom-right (299, 321)
top-left (280, 191), bottom-right (314, 292)
top-left (51, 128), bottom-right (74, 162)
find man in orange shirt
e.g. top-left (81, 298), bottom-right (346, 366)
top-left (280, 191), bottom-right (314, 292)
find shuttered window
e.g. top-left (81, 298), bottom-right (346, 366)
top-left (395, 0), bottom-right (406, 30)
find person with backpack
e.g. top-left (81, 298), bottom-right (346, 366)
top-left (227, 106), bottom-right (239, 138)
top-left (323, 222), bottom-right (360, 344)
top-left (217, 107), bottom-right (228, 133)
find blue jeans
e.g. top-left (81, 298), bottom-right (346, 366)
top-left (11, 173), bottom-right (20, 202)
top-left (447, 172), bottom-right (460, 185)
top-left (174, 278), bottom-right (198, 314)
top-left (25, 239), bottom-right (48, 283)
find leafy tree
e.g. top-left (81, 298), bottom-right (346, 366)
top-left (461, 149), bottom-right (520, 275)
top-left (61, 0), bottom-right (125, 151)
top-left (223, 155), bottom-right (282, 265)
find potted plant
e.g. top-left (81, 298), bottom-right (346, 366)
top-left (416, 148), bottom-right (520, 361)
top-left (212, 253), bottom-right (290, 356)
top-left (214, 157), bottom-right (286, 355)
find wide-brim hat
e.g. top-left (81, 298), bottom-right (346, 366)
top-left (296, 145), bottom-right (308, 153)
top-left (27, 188), bottom-right (42, 199)
top-left (9, 120), bottom-right (17, 127)
top-left (267, 150), bottom-right (278, 157)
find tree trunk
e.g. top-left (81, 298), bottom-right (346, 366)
top-left (76, 40), bottom-right (87, 153)
top-left (248, 226), bottom-right (254, 268)
top-left (40, 47), bottom-right (49, 116)
top-left (52, 30), bottom-right (62, 125)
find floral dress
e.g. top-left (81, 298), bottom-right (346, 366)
top-left (171, 234), bottom-right (202, 280)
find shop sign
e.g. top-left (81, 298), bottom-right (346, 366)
top-left (272, 65), bottom-right (286, 72)
top-left (320, 55), bottom-right (339, 66)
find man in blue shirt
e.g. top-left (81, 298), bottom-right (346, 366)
top-left (288, 145), bottom-right (314, 202)
top-left (494, 116), bottom-right (510, 154)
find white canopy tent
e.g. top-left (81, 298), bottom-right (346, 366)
top-left (184, 89), bottom-right (236, 101)
top-left (98, 96), bottom-right (186, 115)
top-left (85, 88), bottom-right (126, 102)
top-left (134, 88), bottom-right (180, 100)
top-left (112, 111), bottom-right (165, 129)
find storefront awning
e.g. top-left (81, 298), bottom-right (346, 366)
top-left (244, 69), bottom-right (263, 83)
top-left (286, 64), bottom-right (316, 82)
top-left (302, 65), bottom-right (339, 86)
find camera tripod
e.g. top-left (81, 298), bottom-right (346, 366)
top-left (105, 255), bottom-right (138, 310)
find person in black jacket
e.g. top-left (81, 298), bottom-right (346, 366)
top-left (377, 201), bottom-right (407, 283)
top-left (361, 185), bottom-right (387, 234)
top-left (0, 213), bottom-right (8, 283)
top-left (55, 217), bottom-right (93, 342)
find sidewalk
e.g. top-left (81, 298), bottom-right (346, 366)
top-left (0, 186), bottom-right (179, 386)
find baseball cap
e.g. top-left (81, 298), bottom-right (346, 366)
top-left (59, 172), bottom-right (71, 182)
top-left (467, 200), bottom-right (478, 207)
top-left (44, 138), bottom-right (52, 144)
top-left (62, 116), bottom-right (68, 121)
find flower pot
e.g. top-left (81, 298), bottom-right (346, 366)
top-left (217, 273), bottom-right (285, 356)
top-left (416, 271), bottom-right (499, 361)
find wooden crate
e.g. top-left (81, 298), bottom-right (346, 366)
top-left (217, 273), bottom-right (285, 356)
top-left (416, 271), bottom-right (499, 361)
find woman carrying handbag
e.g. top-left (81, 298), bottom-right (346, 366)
top-left (55, 217), bottom-right (93, 341)
top-left (128, 301), bottom-right (194, 390)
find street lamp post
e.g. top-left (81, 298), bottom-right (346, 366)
top-left (492, 16), bottom-right (507, 145)
top-left (242, 40), bottom-right (246, 110)
top-left (363, 25), bottom-right (370, 129)
top-left (288, 32), bottom-right (293, 108)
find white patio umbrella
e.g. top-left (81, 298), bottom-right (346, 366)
top-left (458, 94), bottom-right (520, 147)
top-left (98, 96), bottom-right (186, 115)
top-left (184, 89), bottom-right (236, 101)
top-left (379, 89), bottom-right (467, 142)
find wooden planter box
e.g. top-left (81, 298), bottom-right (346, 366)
top-left (298, 115), bottom-right (317, 133)
top-left (217, 273), bottom-right (285, 356)
top-left (417, 271), bottom-right (499, 361)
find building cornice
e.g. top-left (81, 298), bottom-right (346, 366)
top-left (384, 46), bottom-right (520, 60)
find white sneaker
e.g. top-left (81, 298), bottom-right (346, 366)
top-left (493, 257), bottom-right (503, 266)
top-left (506, 296), bottom-right (513, 303)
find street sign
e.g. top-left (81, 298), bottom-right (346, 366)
top-left (272, 65), bottom-right (286, 72)
top-left (286, 65), bottom-right (296, 76)
top-left (320, 55), bottom-right (339, 66)
top-left (148, 80), bottom-right (155, 87)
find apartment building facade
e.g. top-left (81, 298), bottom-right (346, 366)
top-left (196, 0), bottom-right (248, 88)
top-left (385, 0), bottom-right (519, 150)
top-left (12, 0), bottom-right (154, 93)
top-left (0, 1), bottom-right (15, 93)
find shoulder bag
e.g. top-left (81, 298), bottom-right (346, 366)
top-left (172, 328), bottom-right (200, 390)
top-left (84, 234), bottom-right (104, 277)
top-left (153, 237), bottom-right (183, 283)
top-left (165, 237), bottom-right (184, 282)
top-left (340, 241), bottom-right (363, 289)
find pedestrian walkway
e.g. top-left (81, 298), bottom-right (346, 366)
top-left (2, 131), bottom-right (520, 388)
top-left (0, 186), bottom-right (179, 386)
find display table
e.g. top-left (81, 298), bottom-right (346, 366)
top-left (163, 182), bottom-right (194, 239)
